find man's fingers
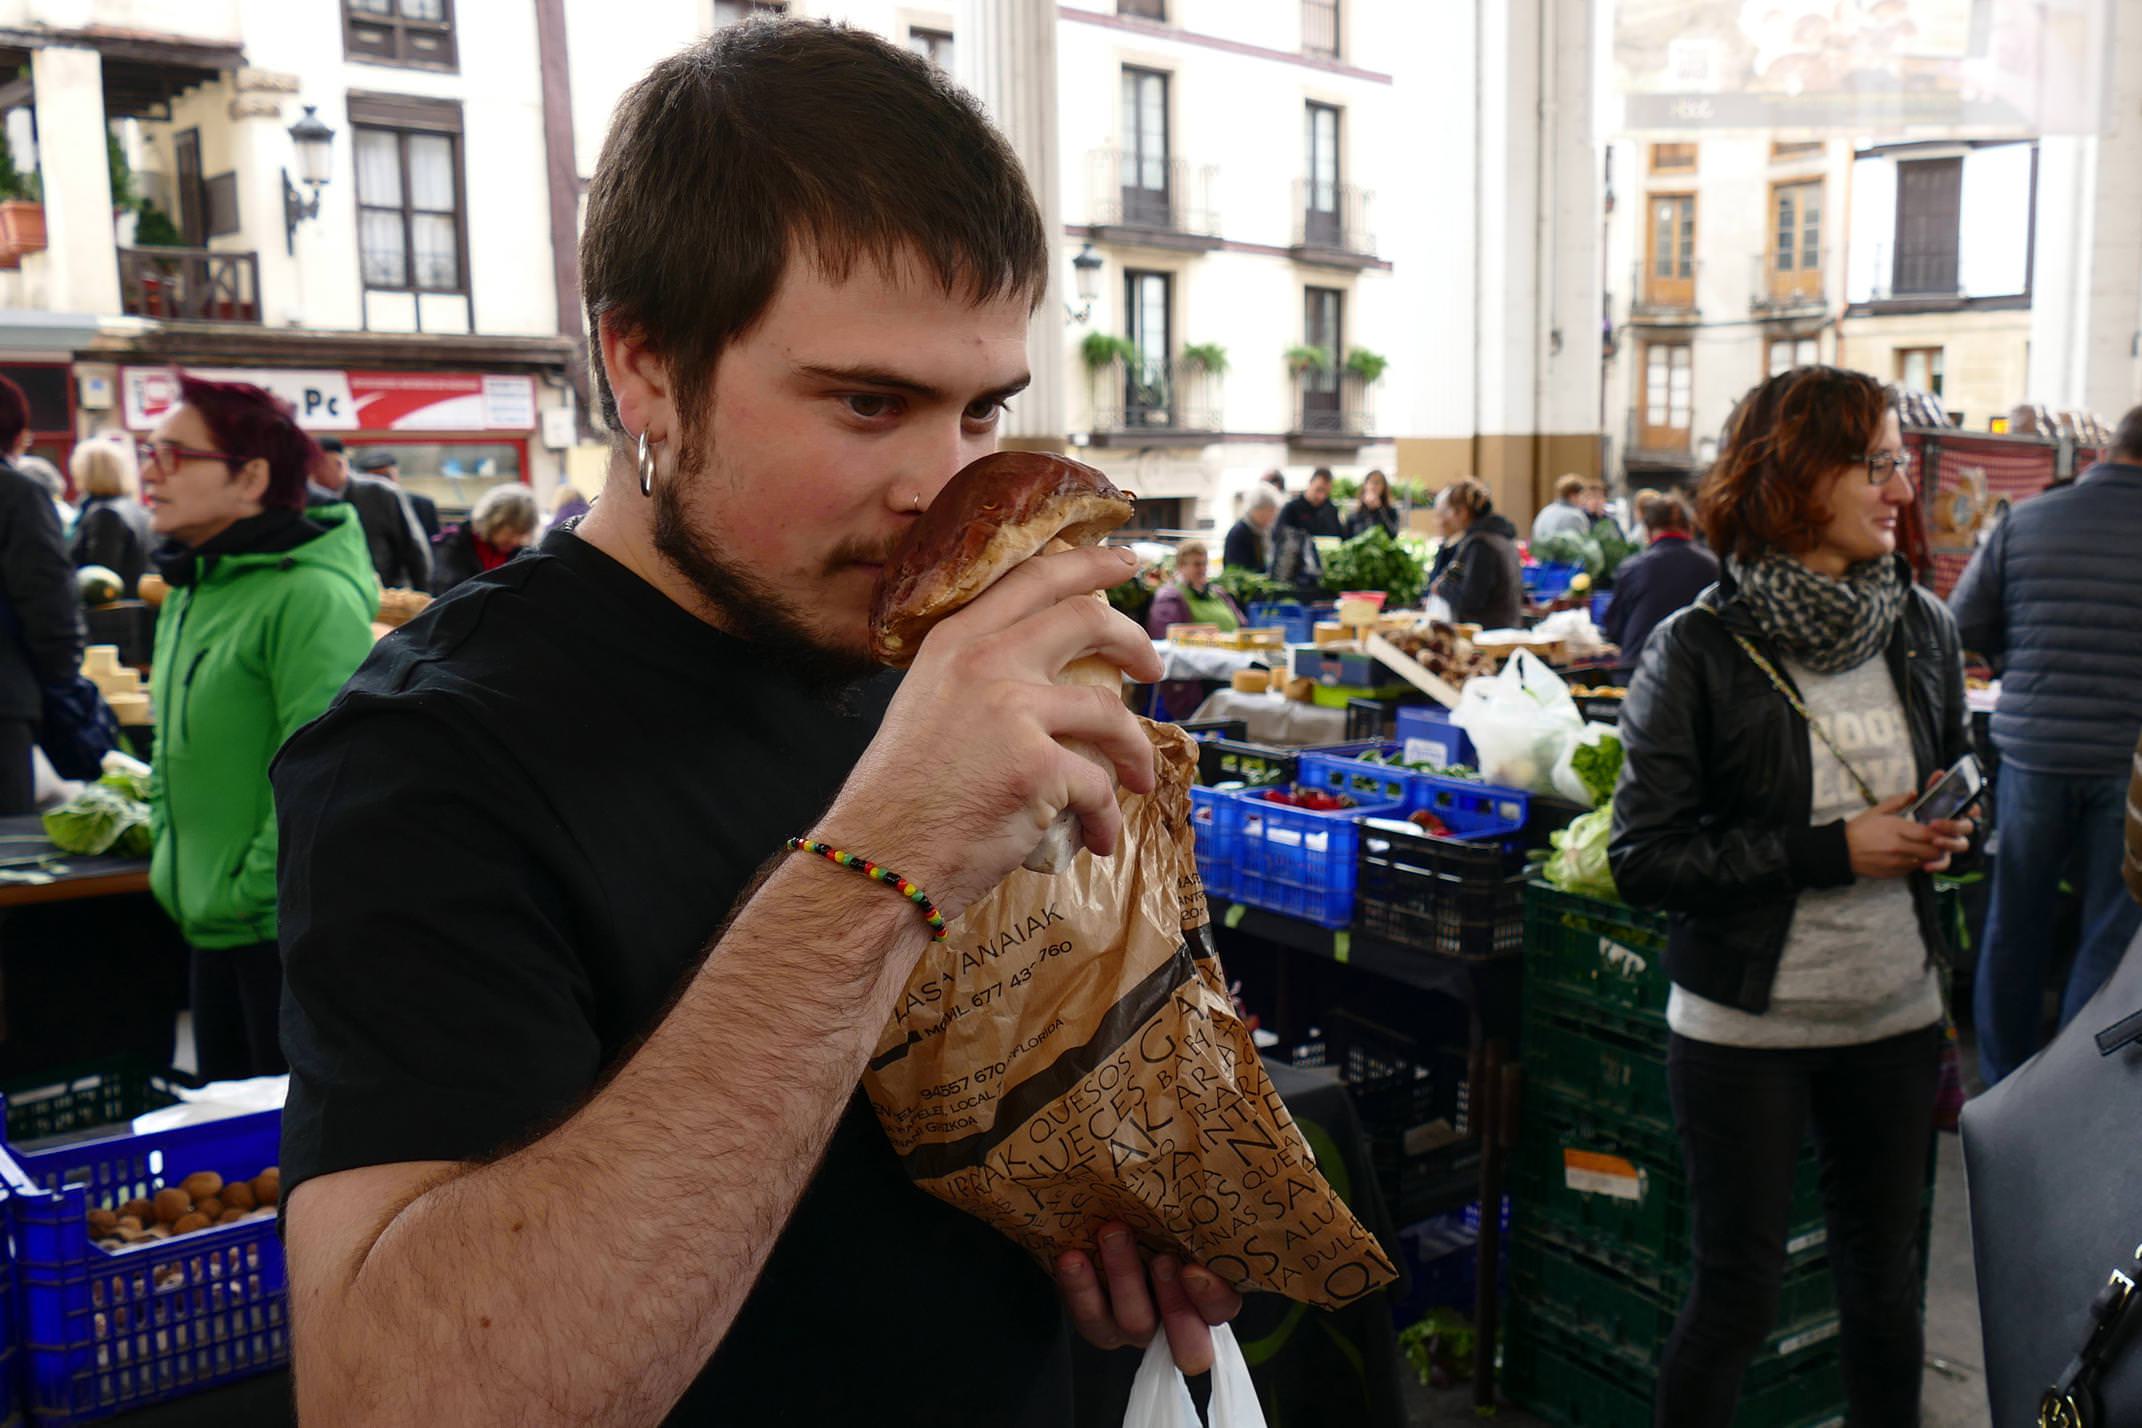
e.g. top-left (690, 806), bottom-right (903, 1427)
top-left (1052, 748), bottom-right (1125, 858)
top-left (1004, 589), bottom-right (1164, 687)
top-left (1054, 1252), bottom-right (1126, 1351)
top-left (1098, 1227), bottom-right (1157, 1345)
top-left (1152, 1257), bottom-right (1217, 1376)
top-left (947, 546), bottom-right (1142, 639)
top-left (1034, 684), bottom-right (1158, 795)
top-left (1179, 1264), bottom-right (1245, 1327)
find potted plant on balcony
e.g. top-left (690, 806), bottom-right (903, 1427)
top-left (1180, 341), bottom-right (1229, 377)
top-left (1080, 331), bottom-right (1137, 373)
top-left (1343, 347), bottom-right (1389, 385)
top-left (1283, 343), bottom-right (1333, 377)
top-left (0, 130), bottom-right (45, 270)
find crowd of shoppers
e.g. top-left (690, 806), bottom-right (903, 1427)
top-left (308, 435), bottom-right (432, 591)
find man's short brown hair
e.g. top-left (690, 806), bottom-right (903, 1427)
top-left (580, 18), bottom-right (1050, 436)
top-left (1555, 473), bottom-right (1586, 501)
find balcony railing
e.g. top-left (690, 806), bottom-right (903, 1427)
top-left (118, 247), bottom-right (260, 324)
top-left (1629, 257), bottom-right (1701, 320)
top-left (1292, 180), bottom-right (1376, 260)
top-left (1750, 249), bottom-right (1828, 316)
top-left (1301, 0), bottom-right (1339, 58)
top-left (1087, 151), bottom-right (1221, 245)
top-left (1088, 355), bottom-right (1221, 435)
top-left (1291, 371), bottom-right (1373, 441)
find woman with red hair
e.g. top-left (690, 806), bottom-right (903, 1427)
top-left (1608, 366), bottom-right (1976, 1425)
top-left (143, 375), bottom-right (377, 1077)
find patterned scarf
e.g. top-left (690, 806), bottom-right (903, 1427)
top-left (1726, 552), bottom-right (1906, 674)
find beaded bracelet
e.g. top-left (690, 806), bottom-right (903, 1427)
top-left (786, 837), bottom-right (949, 941)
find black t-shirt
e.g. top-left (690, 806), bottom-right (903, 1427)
top-left (1278, 495), bottom-right (1342, 540)
top-left (275, 527), bottom-right (1072, 1425)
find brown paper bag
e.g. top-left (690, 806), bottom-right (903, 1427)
top-left (864, 721), bottom-right (1398, 1309)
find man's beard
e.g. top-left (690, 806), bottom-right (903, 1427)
top-left (651, 439), bottom-right (887, 696)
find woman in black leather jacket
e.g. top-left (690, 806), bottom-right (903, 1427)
top-left (1607, 366), bottom-right (1977, 1427)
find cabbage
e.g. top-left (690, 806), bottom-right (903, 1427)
top-left (43, 785), bottom-right (149, 857)
top-left (116, 820), bottom-right (153, 859)
top-left (98, 751), bottom-right (152, 803)
top-left (1543, 802), bottom-right (1619, 901)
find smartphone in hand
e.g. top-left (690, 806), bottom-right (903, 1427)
top-left (1909, 753), bottom-right (1984, 825)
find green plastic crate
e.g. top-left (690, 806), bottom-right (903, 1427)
top-left (1503, 1306), bottom-right (1847, 1428)
top-left (1, 1056), bottom-right (189, 1147)
top-left (1509, 1231), bottom-right (1841, 1386)
top-left (1521, 992), bottom-right (1675, 1132)
top-left (1511, 1083), bottom-right (1830, 1281)
top-left (1524, 884), bottom-right (1672, 1028)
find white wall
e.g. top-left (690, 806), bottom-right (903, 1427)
top-left (1845, 142), bottom-right (2032, 304)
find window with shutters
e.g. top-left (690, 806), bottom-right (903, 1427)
top-left (1119, 68), bottom-right (1171, 227)
top-left (1769, 181), bottom-right (1823, 300)
top-left (1304, 103), bottom-right (1341, 246)
top-left (907, 27), bottom-right (953, 68)
top-left (1650, 142), bottom-right (1696, 173)
top-left (713, 0), bottom-right (786, 23)
top-left (1892, 159), bottom-right (1962, 295)
top-left (1645, 194), bottom-right (1696, 308)
top-left (1118, 0), bottom-right (1165, 18)
top-left (1896, 347), bottom-right (1944, 397)
top-left (1123, 270), bottom-right (1172, 425)
top-left (353, 112), bottom-right (467, 296)
top-left (1640, 342), bottom-right (1692, 449)
top-left (1767, 336), bottom-right (1819, 376)
top-left (343, 0), bottom-right (457, 71)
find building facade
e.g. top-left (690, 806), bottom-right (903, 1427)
top-left (558, 0), bottom-right (1603, 535)
top-left (0, 0), bottom-right (578, 517)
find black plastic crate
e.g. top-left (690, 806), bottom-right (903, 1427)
top-left (1179, 718), bottom-right (1248, 741)
top-left (1195, 737), bottom-right (1299, 789)
top-left (1355, 818), bottom-right (1530, 961)
top-left (2, 1055), bottom-right (194, 1148)
top-left (1323, 1010), bottom-right (1475, 1222)
top-left (1344, 696), bottom-right (1412, 743)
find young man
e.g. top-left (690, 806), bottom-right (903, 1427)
top-left (275, 22), bottom-right (1235, 1426)
top-left (1951, 403), bottom-right (2142, 1084)
top-left (1278, 466), bottom-right (1344, 539)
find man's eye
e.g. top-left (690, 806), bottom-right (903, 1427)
top-left (844, 395), bottom-right (897, 419)
top-left (965, 398), bottom-right (1006, 424)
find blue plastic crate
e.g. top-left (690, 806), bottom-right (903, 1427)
top-left (1218, 788), bottom-right (1404, 928)
top-left (1589, 592), bottom-right (1614, 628)
top-left (1393, 706), bottom-right (1476, 772)
top-left (1188, 784), bottom-right (1235, 901)
top-left (1, 1100), bottom-right (288, 1425)
top-left (1244, 601), bottom-right (1336, 645)
top-left (1522, 562), bottom-right (1582, 599)
top-left (1298, 747), bottom-right (1529, 838)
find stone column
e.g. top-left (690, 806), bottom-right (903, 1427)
top-left (30, 46), bottom-right (121, 316)
top-left (954, 0), bottom-right (1066, 449)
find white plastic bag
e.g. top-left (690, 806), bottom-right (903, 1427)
top-left (1552, 721), bottom-right (1623, 807)
top-left (1451, 649), bottom-right (1583, 796)
top-left (1123, 1325), bottom-right (1267, 1428)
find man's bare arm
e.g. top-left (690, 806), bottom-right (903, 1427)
top-left (288, 859), bottom-right (926, 1427)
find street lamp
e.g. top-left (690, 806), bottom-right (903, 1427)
top-left (282, 105), bottom-right (336, 255)
top-left (1065, 242), bottom-right (1102, 324)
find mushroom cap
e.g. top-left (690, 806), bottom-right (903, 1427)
top-left (870, 452), bottom-right (1134, 666)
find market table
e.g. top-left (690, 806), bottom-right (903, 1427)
top-left (1186, 689), bottom-right (1350, 746)
top-left (0, 816), bottom-right (152, 909)
top-left (0, 816), bottom-right (181, 1081)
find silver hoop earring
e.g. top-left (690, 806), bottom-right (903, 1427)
top-left (636, 431), bottom-right (656, 498)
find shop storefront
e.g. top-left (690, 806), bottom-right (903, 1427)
top-left (118, 364), bottom-right (540, 520)
top-left (1, 361), bottom-right (78, 476)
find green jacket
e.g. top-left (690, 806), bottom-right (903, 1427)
top-left (150, 506), bottom-right (377, 948)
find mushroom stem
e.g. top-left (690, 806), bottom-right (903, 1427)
top-left (1024, 545), bottom-right (1128, 873)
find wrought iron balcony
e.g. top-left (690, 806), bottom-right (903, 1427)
top-left (1086, 150), bottom-right (1221, 251)
top-left (1087, 355), bottom-right (1221, 440)
top-left (1290, 370), bottom-right (1373, 444)
top-left (1628, 257), bottom-right (1702, 322)
top-left (1291, 180), bottom-right (1377, 267)
top-left (118, 247), bottom-right (261, 324)
top-left (1749, 249), bottom-right (1828, 317)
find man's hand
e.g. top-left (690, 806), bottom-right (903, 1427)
top-left (818, 545), bottom-right (1165, 920)
top-left (1054, 1223), bottom-right (1244, 1375)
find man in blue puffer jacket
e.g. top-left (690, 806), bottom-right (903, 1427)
top-left (1951, 403), bottom-right (2142, 1084)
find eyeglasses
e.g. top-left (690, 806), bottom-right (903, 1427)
top-left (136, 441), bottom-right (234, 473)
top-left (1863, 451), bottom-right (1914, 486)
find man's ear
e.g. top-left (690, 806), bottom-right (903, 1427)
top-left (599, 314), bottom-right (676, 446)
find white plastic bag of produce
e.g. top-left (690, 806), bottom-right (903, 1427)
top-left (1551, 722), bottom-right (1623, 807)
top-left (1451, 650), bottom-right (1583, 796)
top-left (1123, 1324), bottom-right (1266, 1428)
